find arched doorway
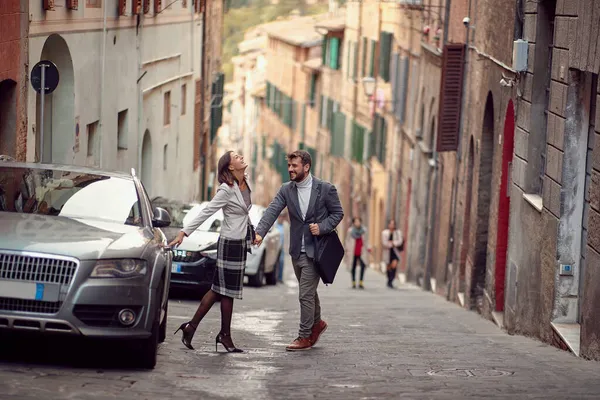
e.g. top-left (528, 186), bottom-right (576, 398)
top-left (460, 137), bottom-right (475, 295)
top-left (0, 79), bottom-right (17, 157)
top-left (494, 100), bottom-right (515, 312)
top-left (37, 34), bottom-right (75, 164)
top-left (141, 130), bottom-right (153, 195)
top-left (472, 92), bottom-right (495, 310)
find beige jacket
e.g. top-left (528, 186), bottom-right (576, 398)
top-left (381, 229), bottom-right (403, 265)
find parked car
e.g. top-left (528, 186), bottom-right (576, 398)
top-left (151, 197), bottom-right (216, 296)
top-left (0, 162), bottom-right (172, 369)
top-left (169, 202), bottom-right (282, 288)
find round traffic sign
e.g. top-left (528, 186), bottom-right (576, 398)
top-left (30, 60), bottom-right (60, 94)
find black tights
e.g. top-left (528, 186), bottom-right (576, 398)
top-left (186, 289), bottom-right (236, 344)
top-left (351, 255), bottom-right (366, 281)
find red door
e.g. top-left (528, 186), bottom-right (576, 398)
top-left (494, 101), bottom-right (515, 312)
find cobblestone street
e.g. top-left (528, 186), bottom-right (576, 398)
top-left (1, 262), bottom-right (600, 400)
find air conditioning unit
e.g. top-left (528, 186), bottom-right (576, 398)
top-left (512, 39), bottom-right (528, 72)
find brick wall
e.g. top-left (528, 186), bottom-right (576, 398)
top-left (0, 0), bottom-right (27, 160)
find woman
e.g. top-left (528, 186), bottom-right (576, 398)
top-left (169, 151), bottom-right (252, 353)
top-left (381, 219), bottom-right (403, 289)
top-left (344, 217), bottom-right (370, 289)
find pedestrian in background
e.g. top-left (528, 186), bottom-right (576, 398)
top-left (344, 217), bottom-right (370, 289)
top-left (169, 150), bottom-right (252, 353)
top-left (275, 212), bottom-right (288, 283)
top-left (381, 219), bottom-right (403, 289)
top-left (254, 150), bottom-right (344, 351)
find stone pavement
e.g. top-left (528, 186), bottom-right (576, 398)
top-left (1, 262), bottom-right (600, 400)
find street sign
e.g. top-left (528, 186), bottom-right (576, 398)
top-left (30, 60), bottom-right (60, 94)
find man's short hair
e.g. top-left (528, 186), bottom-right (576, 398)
top-left (287, 150), bottom-right (312, 171)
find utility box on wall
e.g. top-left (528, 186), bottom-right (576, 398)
top-left (513, 40), bottom-right (528, 72)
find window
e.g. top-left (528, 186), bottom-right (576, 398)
top-left (86, 121), bottom-right (99, 165)
top-left (86, 0), bottom-right (101, 8)
top-left (181, 84), bottom-right (187, 115)
top-left (351, 121), bottom-right (366, 162)
top-left (164, 91), bottom-right (171, 125)
top-left (437, 44), bottom-right (466, 152)
top-left (117, 109), bottom-right (128, 150)
top-left (163, 144), bottom-right (168, 170)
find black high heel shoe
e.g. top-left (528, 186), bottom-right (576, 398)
top-left (215, 332), bottom-right (243, 353)
top-left (174, 321), bottom-right (197, 350)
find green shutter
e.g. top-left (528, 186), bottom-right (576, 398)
top-left (262, 136), bottom-right (266, 159)
top-left (319, 95), bottom-right (325, 127)
top-left (329, 38), bottom-right (340, 70)
top-left (301, 104), bottom-right (306, 141)
top-left (330, 112), bottom-right (346, 157)
top-left (353, 41), bottom-right (358, 79)
top-left (306, 146), bottom-right (317, 174)
top-left (310, 74), bottom-right (317, 106)
top-left (379, 32), bottom-right (392, 82)
top-left (369, 39), bottom-right (376, 77)
top-left (362, 37), bottom-right (368, 77)
top-left (327, 98), bottom-right (334, 131)
top-left (321, 38), bottom-right (328, 66)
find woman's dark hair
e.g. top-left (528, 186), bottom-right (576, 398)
top-left (287, 150), bottom-right (312, 172)
top-left (217, 151), bottom-right (236, 186)
top-left (353, 217), bottom-right (362, 223)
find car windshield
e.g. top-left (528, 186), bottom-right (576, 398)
top-left (0, 167), bottom-right (143, 226)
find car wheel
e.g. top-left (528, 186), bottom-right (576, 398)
top-left (248, 255), bottom-right (265, 287)
top-left (265, 251), bottom-right (280, 286)
top-left (139, 278), bottom-right (163, 369)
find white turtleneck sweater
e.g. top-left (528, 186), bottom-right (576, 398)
top-left (296, 173), bottom-right (313, 253)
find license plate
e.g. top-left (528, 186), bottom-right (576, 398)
top-left (171, 263), bottom-right (182, 273)
top-left (0, 280), bottom-right (60, 302)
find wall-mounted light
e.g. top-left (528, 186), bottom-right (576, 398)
top-left (362, 77), bottom-right (376, 98)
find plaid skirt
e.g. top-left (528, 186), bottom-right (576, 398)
top-left (212, 226), bottom-right (252, 300)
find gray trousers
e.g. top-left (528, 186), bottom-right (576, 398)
top-left (292, 254), bottom-right (322, 338)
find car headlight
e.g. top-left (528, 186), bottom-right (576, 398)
top-left (91, 259), bottom-right (148, 278)
top-left (200, 242), bottom-right (218, 260)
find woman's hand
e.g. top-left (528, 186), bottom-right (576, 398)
top-left (168, 231), bottom-right (186, 248)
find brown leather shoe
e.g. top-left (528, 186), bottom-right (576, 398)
top-left (309, 320), bottom-right (328, 346)
top-left (285, 337), bottom-right (313, 351)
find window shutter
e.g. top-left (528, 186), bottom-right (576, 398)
top-left (143, 0), bottom-right (150, 13)
top-left (310, 74), bottom-right (317, 106)
top-left (154, 0), bottom-right (162, 14)
top-left (362, 37), bottom-right (368, 77)
top-left (118, 0), bottom-right (127, 15)
top-left (379, 32), bottom-right (392, 82)
top-left (395, 56), bottom-right (409, 123)
top-left (369, 39), bottom-right (377, 77)
top-left (329, 38), bottom-right (340, 70)
top-left (390, 53), bottom-right (399, 111)
top-left (327, 98), bottom-right (335, 131)
top-left (353, 41), bottom-right (358, 79)
top-left (133, 0), bottom-right (142, 14)
top-left (331, 112), bottom-right (346, 156)
top-left (66, 0), bottom-right (78, 10)
top-left (436, 43), bottom-right (466, 152)
top-left (301, 104), bottom-right (307, 140)
top-left (319, 95), bottom-right (326, 127)
top-left (321, 39), bottom-right (328, 66)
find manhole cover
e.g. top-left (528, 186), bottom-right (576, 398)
top-left (408, 368), bottom-right (514, 378)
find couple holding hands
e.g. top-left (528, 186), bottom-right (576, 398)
top-left (169, 149), bottom-right (344, 352)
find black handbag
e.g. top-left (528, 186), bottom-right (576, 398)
top-left (312, 188), bottom-right (344, 285)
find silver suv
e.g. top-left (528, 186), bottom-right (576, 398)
top-left (0, 162), bottom-right (172, 369)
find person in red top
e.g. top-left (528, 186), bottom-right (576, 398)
top-left (344, 217), bottom-right (371, 289)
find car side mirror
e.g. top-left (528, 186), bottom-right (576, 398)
top-left (152, 207), bottom-right (171, 228)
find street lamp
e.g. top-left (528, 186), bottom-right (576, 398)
top-left (362, 76), bottom-right (376, 98)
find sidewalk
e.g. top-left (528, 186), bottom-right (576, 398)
top-left (1, 263), bottom-right (600, 399)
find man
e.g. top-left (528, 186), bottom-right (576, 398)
top-left (254, 150), bottom-right (344, 351)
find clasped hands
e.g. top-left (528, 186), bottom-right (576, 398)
top-left (253, 224), bottom-right (320, 246)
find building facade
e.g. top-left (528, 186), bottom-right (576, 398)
top-left (22, 0), bottom-right (223, 204)
top-left (0, 0), bottom-right (28, 161)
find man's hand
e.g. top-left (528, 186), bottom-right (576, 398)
top-left (309, 223), bottom-right (320, 236)
top-left (168, 231), bottom-right (185, 248)
top-left (254, 234), bottom-right (263, 246)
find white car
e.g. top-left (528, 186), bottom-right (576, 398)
top-left (181, 202), bottom-right (282, 287)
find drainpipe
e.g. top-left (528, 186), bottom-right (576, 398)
top-left (423, 0), bottom-right (451, 292)
top-left (447, 0), bottom-right (472, 299)
top-left (136, 11), bottom-right (145, 176)
top-left (98, 1), bottom-right (108, 168)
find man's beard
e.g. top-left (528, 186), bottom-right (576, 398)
top-left (289, 170), bottom-right (306, 182)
